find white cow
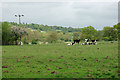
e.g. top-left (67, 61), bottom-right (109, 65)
top-left (67, 42), bottom-right (75, 45)
top-left (28, 42), bottom-right (31, 45)
top-left (18, 41), bottom-right (23, 45)
top-left (67, 43), bottom-right (72, 45)
top-left (45, 42), bottom-right (48, 44)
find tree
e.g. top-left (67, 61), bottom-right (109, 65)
top-left (79, 32), bottom-right (85, 41)
top-left (73, 32), bottom-right (80, 40)
top-left (0, 22), bottom-right (2, 45)
top-left (33, 31), bottom-right (41, 40)
top-left (23, 28), bottom-right (35, 43)
top-left (11, 27), bottom-right (28, 45)
top-left (63, 33), bottom-right (72, 42)
top-left (102, 26), bottom-right (117, 41)
top-left (95, 30), bottom-right (103, 41)
top-left (82, 26), bottom-right (97, 39)
top-left (2, 22), bottom-right (12, 45)
top-left (46, 31), bottom-right (58, 43)
top-left (117, 23), bottom-right (120, 40)
top-left (113, 23), bottom-right (120, 40)
top-left (58, 32), bottom-right (64, 40)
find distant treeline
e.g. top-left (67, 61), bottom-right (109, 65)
top-left (11, 22), bottom-right (82, 33)
top-left (1, 22), bottom-right (120, 45)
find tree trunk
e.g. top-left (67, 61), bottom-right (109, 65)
top-left (20, 36), bottom-right (22, 45)
top-left (16, 40), bottom-right (18, 45)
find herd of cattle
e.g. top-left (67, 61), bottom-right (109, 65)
top-left (67, 39), bottom-right (97, 45)
top-left (18, 39), bottom-right (97, 45)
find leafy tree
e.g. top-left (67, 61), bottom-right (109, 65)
top-left (95, 30), bottom-right (103, 41)
top-left (2, 22), bottom-right (12, 45)
top-left (63, 33), bottom-right (72, 42)
top-left (33, 31), bottom-right (41, 40)
top-left (113, 23), bottom-right (120, 40)
top-left (46, 31), bottom-right (58, 43)
top-left (82, 26), bottom-right (97, 39)
top-left (117, 23), bottom-right (120, 40)
top-left (0, 22), bottom-right (1, 45)
top-left (58, 32), bottom-right (64, 40)
top-left (23, 28), bottom-right (35, 43)
top-left (73, 32), bottom-right (80, 40)
top-left (79, 32), bottom-right (85, 41)
top-left (102, 26), bottom-right (117, 41)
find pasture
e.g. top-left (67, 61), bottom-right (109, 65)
top-left (2, 41), bottom-right (119, 78)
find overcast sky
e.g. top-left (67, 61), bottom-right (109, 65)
top-left (1, 1), bottom-right (118, 30)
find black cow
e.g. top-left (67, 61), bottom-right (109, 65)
top-left (74, 39), bottom-right (80, 44)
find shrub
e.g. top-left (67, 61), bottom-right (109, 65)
top-left (32, 39), bottom-right (38, 44)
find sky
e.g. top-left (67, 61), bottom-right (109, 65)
top-left (1, 0), bottom-right (119, 30)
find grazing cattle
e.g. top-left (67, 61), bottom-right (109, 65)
top-left (91, 40), bottom-right (95, 42)
top-left (72, 42), bottom-right (75, 45)
top-left (109, 41), bottom-right (114, 44)
top-left (81, 42), bottom-right (87, 45)
top-left (88, 42), bottom-right (92, 45)
top-left (92, 43), bottom-right (95, 45)
top-left (67, 43), bottom-right (71, 45)
top-left (85, 39), bottom-right (89, 42)
top-left (85, 42), bottom-right (88, 45)
top-left (28, 42), bottom-right (31, 45)
top-left (81, 39), bottom-right (89, 45)
top-left (74, 39), bottom-right (80, 44)
top-left (81, 43), bottom-right (84, 45)
top-left (38, 41), bottom-right (43, 45)
top-left (91, 39), bottom-right (97, 45)
top-left (81, 39), bottom-right (97, 45)
top-left (18, 41), bottom-right (23, 45)
top-left (67, 42), bottom-right (75, 45)
top-left (45, 42), bottom-right (48, 44)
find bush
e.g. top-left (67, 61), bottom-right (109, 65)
top-left (46, 31), bottom-right (58, 43)
top-left (32, 39), bottom-right (38, 44)
top-left (102, 37), bottom-right (109, 41)
top-left (102, 36), bottom-right (114, 41)
top-left (23, 38), bottom-right (28, 44)
top-left (57, 40), bottom-right (64, 43)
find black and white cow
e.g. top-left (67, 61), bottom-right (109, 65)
top-left (67, 42), bottom-right (75, 45)
top-left (67, 39), bottom-right (80, 45)
top-left (81, 39), bottom-right (89, 45)
top-left (85, 39), bottom-right (89, 42)
top-left (91, 39), bottom-right (97, 45)
top-left (81, 39), bottom-right (97, 45)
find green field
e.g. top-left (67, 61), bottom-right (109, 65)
top-left (2, 41), bottom-right (119, 78)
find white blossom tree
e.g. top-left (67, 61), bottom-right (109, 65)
top-left (11, 27), bottom-right (28, 45)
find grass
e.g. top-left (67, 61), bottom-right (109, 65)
top-left (2, 41), bottom-right (119, 78)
